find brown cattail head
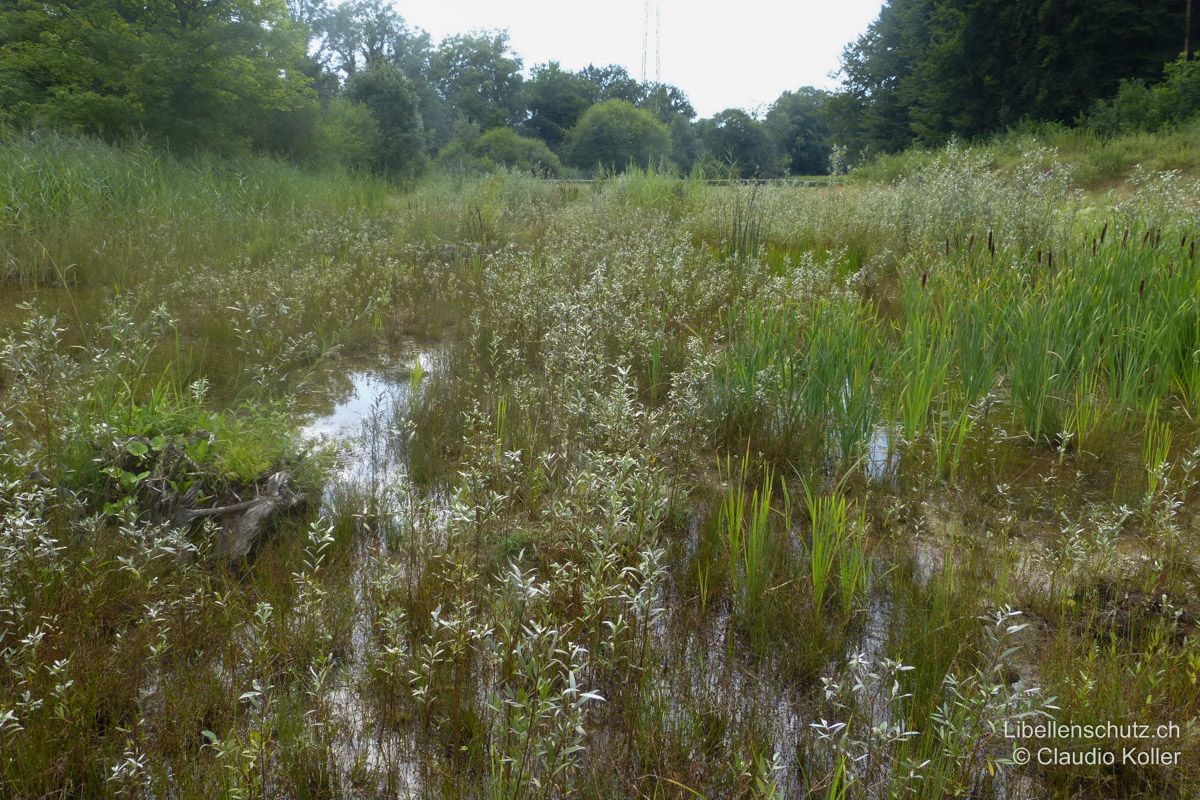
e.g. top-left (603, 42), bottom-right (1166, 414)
top-left (1191, 241), bottom-right (1195, 261)
top-left (945, 238), bottom-right (950, 257)
top-left (1123, 230), bottom-right (1130, 247)
top-left (1100, 222), bottom-right (1108, 243)
top-left (921, 270), bottom-right (928, 288)
top-left (1138, 278), bottom-right (1145, 296)
top-left (1036, 249), bottom-right (1042, 264)
top-left (968, 233), bottom-right (975, 252)
top-left (987, 230), bottom-right (994, 255)
top-left (1091, 238), bottom-right (1097, 257)
top-left (1048, 250), bottom-right (1053, 270)
top-left (1142, 230), bottom-right (1151, 246)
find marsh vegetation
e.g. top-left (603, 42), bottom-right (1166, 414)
top-left (2, 132), bottom-right (1200, 798)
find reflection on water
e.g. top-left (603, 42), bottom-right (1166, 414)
top-left (865, 424), bottom-right (899, 483)
top-left (302, 371), bottom-right (403, 441)
top-left (299, 348), bottom-right (438, 507)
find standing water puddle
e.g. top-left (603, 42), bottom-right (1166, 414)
top-left (294, 346), bottom-right (440, 795)
top-left (300, 350), bottom-right (438, 506)
top-left (865, 424), bottom-right (899, 483)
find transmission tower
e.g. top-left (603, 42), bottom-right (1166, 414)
top-left (655, 0), bottom-right (662, 83)
top-left (641, 0), bottom-right (662, 83)
top-left (641, 1), bottom-right (649, 82)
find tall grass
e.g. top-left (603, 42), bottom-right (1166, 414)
top-left (0, 130), bottom-right (392, 289)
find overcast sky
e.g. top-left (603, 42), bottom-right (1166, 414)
top-left (396, 1), bottom-right (884, 118)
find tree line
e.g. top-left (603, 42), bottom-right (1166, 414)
top-left (0, 0), bottom-right (834, 176)
top-left (834, 0), bottom-right (1198, 157)
top-left (2, 0), bottom-right (1196, 177)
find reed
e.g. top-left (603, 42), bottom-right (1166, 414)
top-left (801, 475), bottom-right (870, 615)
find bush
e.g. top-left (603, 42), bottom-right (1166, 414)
top-left (1087, 56), bottom-right (1200, 137)
top-left (473, 128), bottom-right (562, 175)
top-left (566, 99), bottom-right (670, 174)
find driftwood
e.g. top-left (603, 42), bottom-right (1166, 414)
top-left (180, 470), bottom-right (307, 561)
top-left (111, 434), bottom-right (308, 562)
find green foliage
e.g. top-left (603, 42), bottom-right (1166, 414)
top-left (698, 109), bottom-right (779, 178)
top-left (765, 88), bottom-right (833, 175)
top-left (837, 0), bottom-right (1191, 156)
top-left (431, 31), bottom-right (524, 131)
top-left (0, 0), bottom-right (317, 154)
top-left (801, 478), bottom-right (870, 615)
top-left (522, 62), bottom-right (594, 149)
top-left (468, 128), bottom-right (562, 175)
top-left (566, 100), bottom-right (671, 174)
top-left (311, 97), bottom-right (381, 172)
top-left (717, 455), bottom-right (780, 627)
top-left (7, 116), bottom-right (1200, 800)
top-left (345, 63), bottom-right (426, 178)
top-left (1088, 56), bottom-right (1200, 136)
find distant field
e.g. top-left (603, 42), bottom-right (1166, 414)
top-left (2, 131), bottom-right (1199, 798)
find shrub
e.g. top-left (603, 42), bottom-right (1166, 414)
top-left (566, 99), bottom-right (670, 173)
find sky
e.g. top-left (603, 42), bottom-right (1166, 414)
top-left (395, 1), bottom-right (884, 118)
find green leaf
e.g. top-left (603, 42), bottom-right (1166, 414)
top-left (125, 439), bottom-right (149, 457)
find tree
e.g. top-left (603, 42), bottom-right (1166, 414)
top-left (0, 0), bottom-right (146, 136)
top-left (577, 64), bottom-right (645, 105)
top-left (345, 63), bottom-right (425, 177)
top-left (319, 0), bottom-right (406, 76)
top-left (668, 116), bottom-right (702, 172)
top-left (523, 62), bottom-right (593, 149)
top-left (640, 82), bottom-right (696, 122)
top-left (566, 99), bottom-right (671, 173)
top-left (835, 0), bottom-right (1191, 155)
top-left (0, 0), bottom-right (316, 153)
top-left (699, 109), bottom-right (778, 177)
top-left (432, 32), bottom-right (524, 131)
top-left (765, 88), bottom-right (833, 175)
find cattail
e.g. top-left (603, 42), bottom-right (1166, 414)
top-left (987, 229), bottom-right (994, 256)
top-left (1190, 241), bottom-right (1195, 261)
top-left (968, 233), bottom-right (975, 252)
top-left (1138, 278), bottom-right (1145, 297)
top-left (921, 270), bottom-right (928, 288)
top-left (1142, 230), bottom-right (1151, 246)
top-left (1123, 230), bottom-right (1130, 247)
top-left (1048, 250), bottom-right (1053, 270)
top-left (1091, 238), bottom-right (1097, 257)
top-left (1181, 235), bottom-right (1187, 249)
top-left (944, 238), bottom-right (950, 257)
top-left (1100, 222), bottom-right (1108, 243)
top-left (1036, 249), bottom-right (1042, 264)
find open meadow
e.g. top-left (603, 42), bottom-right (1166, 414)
top-left (2, 131), bottom-right (1200, 798)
